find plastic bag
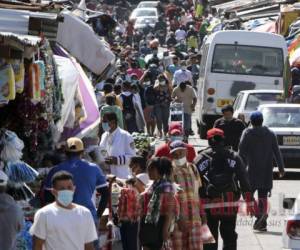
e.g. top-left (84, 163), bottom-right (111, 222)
top-left (0, 130), bottom-right (24, 162)
top-left (6, 161), bottom-right (39, 183)
top-left (200, 224), bottom-right (216, 244)
top-left (35, 61), bottom-right (45, 95)
top-left (8, 59), bottom-right (25, 94)
top-left (28, 63), bottom-right (41, 102)
top-left (0, 64), bottom-right (16, 103)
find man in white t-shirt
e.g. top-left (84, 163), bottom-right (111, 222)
top-left (30, 171), bottom-right (98, 250)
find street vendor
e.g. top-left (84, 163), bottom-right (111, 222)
top-left (100, 112), bottom-right (136, 179)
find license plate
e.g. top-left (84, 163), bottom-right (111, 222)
top-left (283, 136), bottom-right (300, 146)
top-left (217, 99), bottom-right (233, 107)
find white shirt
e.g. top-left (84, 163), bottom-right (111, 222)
top-left (30, 203), bottom-right (97, 250)
top-left (175, 29), bottom-right (187, 41)
top-left (100, 127), bottom-right (136, 179)
top-left (172, 69), bottom-right (193, 86)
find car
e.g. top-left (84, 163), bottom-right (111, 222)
top-left (137, 1), bottom-right (159, 9)
top-left (134, 17), bottom-right (157, 30)
top-left (282, 195), bottom-right (300, 249)
top-left (258, 103), bottom-right (300, 164)
top-left (233, 90), bottom-right (284, 123)
top-left (129, 7), bottom-right (158, 22)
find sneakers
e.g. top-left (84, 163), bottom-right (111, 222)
top-left (253, 214), bottom-right (268, 232)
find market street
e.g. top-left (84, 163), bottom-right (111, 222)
top-left (188, 115), bottom-right (300, 250)
top-left (2, 0), bottom-right (300, 250)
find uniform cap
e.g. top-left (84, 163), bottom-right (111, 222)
top-left (66, 137), bottom-right (84, 152)
top-left (169, 129), bottom-right (182, 136)
top-left (169, 140), bottom-right (186, 154)
top-left (207, 128), bottom-right (225, 139)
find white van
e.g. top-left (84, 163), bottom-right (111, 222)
top-left (197, 30), bottom-right (288, 139)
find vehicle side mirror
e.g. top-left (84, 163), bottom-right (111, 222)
top-left (283, 198), bottom-right (296, 209)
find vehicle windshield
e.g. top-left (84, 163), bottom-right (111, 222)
top-left (245, 93), bottom-right (283, 111)
top-left (211, 44), bottom-right (283, 77)
top-left (262, 107), bottom-right (300, 128)
top-left (139, 3), bottom-right (156, 8)
top-left (135, 10), bottom-right (156, 17)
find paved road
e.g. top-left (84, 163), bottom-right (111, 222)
top-left (189, 112), bottom-right (299, 250)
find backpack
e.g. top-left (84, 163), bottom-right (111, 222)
top-left (202, 149), bottom-right (240, 199)
top-left (121, 94), bottom-right (136, 121)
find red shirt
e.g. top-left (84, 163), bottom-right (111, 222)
top-left (155, 142), bottom-right (196, 163)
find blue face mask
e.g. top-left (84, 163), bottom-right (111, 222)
top-left (102, 122), bottom-right (110, 132)
top-left (57, 190), bottom-right (74, 207)
top-left (170, 136), bottom-right (183, 142)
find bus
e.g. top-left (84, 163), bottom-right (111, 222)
top-left (197, 30), bottom-right (288, 139)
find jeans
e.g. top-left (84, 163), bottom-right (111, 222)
top-left (120, 221), bottom-right (138, 250)
top-left (184, 113), bottom-right (192, 136)
top-left (204, 209), bottom-right (238, 250)
top-left (154, 104), bottom-right (170, 134)
top-left (252, 189), bottom-right (270, 223)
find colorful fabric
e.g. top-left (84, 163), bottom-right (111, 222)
top-left (117, 187), bottom-right (140, 222)
top-left (0, 64), bottom-right (15, 103)
top-left (142, 179), bottom-right (178, 224)
top-left (171, 222), bottom-right (203, 250)
top-left (173, 164), bottom-right (202, 224)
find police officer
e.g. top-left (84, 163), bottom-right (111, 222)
top-left (194, 128), bottom-right (253, 250)
top-left (100, 112), bottom-right (136, 179)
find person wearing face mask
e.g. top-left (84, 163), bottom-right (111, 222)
top-left (143, 76), bottom-right (157, 136)
top-left (169, 141), bottom-right (204, 250)
top-left (173, 61), bottom-right (193, 87)
top-left (33, 171), bottom-right (98, 250)
top-left (213, 105), bottom-right (246, 151)
top-left (153, 74), bottom-right (172, 139)
top-left (127, 61), bottom-right (143, 80)
top-left (172, 80), bottom-right (197, 138)
top-left (100, 94), bottom-right (124, 129)
top-left (44, 138), bottom-right (109, 246)
top-left (100, 112), bottom-right (136, 179)
top-left (194, 128), bottom-right (253, 250)
top-left (155, 127), bottom-right (196, 163)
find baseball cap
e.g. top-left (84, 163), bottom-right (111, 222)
top-left (207, 128), bottom-right (225, 140)
top-left (169, 129), bottom-right (182, 136)
top-left (169, 140), bottom-right (186, 154)
top-left (136, 173), bottom-right (150, 186)
top-left (0, 170), bottom-right (8, 186)
top-left (66, 137), bottom-right (84, 152)
top-left (250, 111), bottom-right (263, 122)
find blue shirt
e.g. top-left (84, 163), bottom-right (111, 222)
top-left (45, 157), bottom-right (107, 219)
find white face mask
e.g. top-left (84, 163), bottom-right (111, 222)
top-left (181, 66), bottom-right (187, 70)
top-left (174, 157), bottom-right (187, 167)
top-left (159, 81), bottom-right (166, 86)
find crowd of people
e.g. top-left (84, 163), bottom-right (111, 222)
top-left (0, 1), bottom-right (287, 250)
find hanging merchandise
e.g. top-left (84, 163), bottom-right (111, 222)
top-left (35, 60), bottom-right (46, 97)
top-left (28, 63), bottom-right (41, 102)
top-left (8, 59), bottom-right (25, 94)
top-left (0, 64), bottom-right (16, 103)
top-left (6, 161), bottom-right (39, 184)
top-left (0, 129), bottom-right (24, 162)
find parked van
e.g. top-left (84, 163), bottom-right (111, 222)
top-left (197, 30), bottom-right (288, 139)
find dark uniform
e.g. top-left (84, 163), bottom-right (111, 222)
top-left (194, 147), bottom-right (252, 250)
top-left (213, 118), bottom-right (246, 151)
